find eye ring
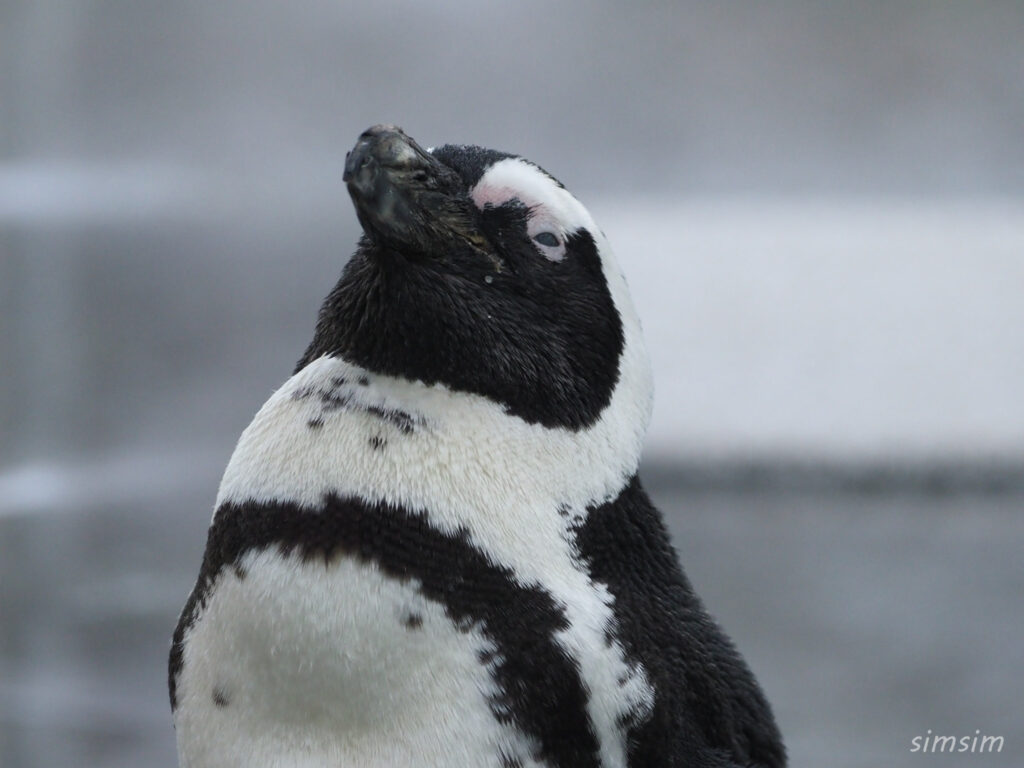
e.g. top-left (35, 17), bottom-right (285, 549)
top-left (533, 231), bottom-right (560, 247)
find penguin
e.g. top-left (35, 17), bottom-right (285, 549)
top-left (169, 125), bottom-right (786, 768)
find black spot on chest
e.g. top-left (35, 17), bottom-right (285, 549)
top-left (212, 686), bottom-right (231, 708)
top-left (292, 375), bottom-right (423, 436)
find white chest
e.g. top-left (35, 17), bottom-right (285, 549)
top-left (174, 356), bottom-right (653, 767)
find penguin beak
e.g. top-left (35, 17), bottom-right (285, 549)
top-left (344, 125), bottom-right (482, 257)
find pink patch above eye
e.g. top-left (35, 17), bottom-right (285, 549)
top-left (471, 183), bottom-right (534, 211)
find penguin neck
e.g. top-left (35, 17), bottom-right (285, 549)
top-left (216, 345), bottom-right (651, 520)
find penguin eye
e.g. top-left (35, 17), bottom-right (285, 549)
top-left (530, 227), bottom-right (567, 262)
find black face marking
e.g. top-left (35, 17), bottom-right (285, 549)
top-left (307, 416), bottom-right (324, 430)
top-left (574, 476), bottom-right (786, 768)
top-left (212, 687), bottom-right (230, 708)
top-left (402, 611), bottom-right (423, 630)
top-left (296, 141), bottom-right (623, 430)
top-left (170, 496), bottom-right (602, 767)
top-left (368, 435), bottom-right (386, 451)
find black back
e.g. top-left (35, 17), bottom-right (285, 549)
top-left (577, 477), bottom-right (786, 767)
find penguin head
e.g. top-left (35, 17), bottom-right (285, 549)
top-left (298, 125), bottom-right (651, 433)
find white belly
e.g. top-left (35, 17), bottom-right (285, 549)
top-left (173, 548), bottom-right (535, 768)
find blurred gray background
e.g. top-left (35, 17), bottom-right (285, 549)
top-left (1, 1), bottom-right (1022, 766)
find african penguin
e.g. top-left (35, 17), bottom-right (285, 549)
top-left (169, 125), bottom-right (786, 768)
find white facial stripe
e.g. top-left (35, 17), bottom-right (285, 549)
top-left (470, 158), bottom-right (595, 239)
